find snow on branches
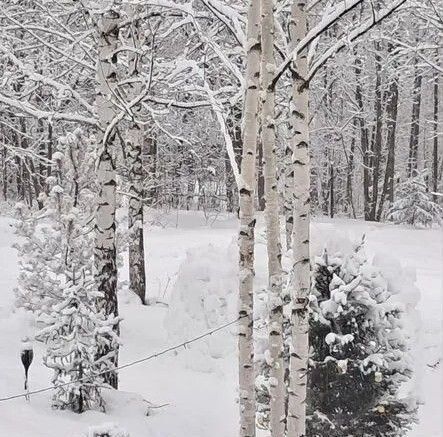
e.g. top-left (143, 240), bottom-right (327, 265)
top-left (15, 129), bottom-right (120, 412)
top-left (387, 173), bottom-right (442, 228)
top-left (308, 237), bottom-right (417, 436)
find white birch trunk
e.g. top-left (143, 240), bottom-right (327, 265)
top-left (239, 1), bottom-right (261, 436)
top-left (95, 6), bottom-right (120, 389)
top-left (126, 11), bottom-right (147, 305)
top-left (287, 1), bottom-right (310, 435)
top-left (260, 0), bottom-right (285, 436)
top-left (283, 131), bottom-right (294, 251)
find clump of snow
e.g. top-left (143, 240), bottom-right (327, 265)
top-left (164, 242), bottom-right (238, 372)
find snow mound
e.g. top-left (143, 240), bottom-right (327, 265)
top-left (164, 242), bottom-right (238, 372)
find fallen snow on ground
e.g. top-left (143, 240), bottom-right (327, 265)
top-left (0, 211), bottom-right (441, 436)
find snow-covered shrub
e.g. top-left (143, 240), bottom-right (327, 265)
top-left (14, 199), bottom-right (64, 313)
top-left (387, 173), bottom-right (442, 227)
top-left (15, 129), bottom-right (119, 412)
top-left (164, 243), bottom-right (237, 372)
top-left (36, 267), bottom-right (119, 413)
top-left (308, 237), bottom-right (417, 436)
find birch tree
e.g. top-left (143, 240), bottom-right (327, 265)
top-left (287, 1), bottom-right (310, 435)
top-left (260, 0), bottom-right (285, 435)
top-left (125, 9), bottom-right (147, 305)
top-left (238, 0), bottom-right (261, 436)
top-left (95, 5), bottom-right (121, 389)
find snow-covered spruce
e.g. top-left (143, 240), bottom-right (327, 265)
top-left (15, 130), bottom-right (119, 412)
top-left (14, 198), bottom-right (64, 314)
top-left (307, 238), bottom-right (417, 436)
top-left (387, 173), bottom-right (442, 227)
top-left (36, 267), bottom-right (119, 413)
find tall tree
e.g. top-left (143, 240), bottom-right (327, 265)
top-left (407, 57), bottom-right (423, 178)
top-left (377, 43), bottom-right (399, 220)
top-left (95, 5), bottom-right (120, 389)
top-left (238, 0), bottom-right (261, 436)
top-left (287, 1), bottom-right (310, 436)
top-left (432, 54), bottom-right (440, 201)
top-left (126, 9), bottom-right (147, 305)
top-left (260, 0), bottom-right (285, 435)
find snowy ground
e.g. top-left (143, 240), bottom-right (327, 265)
top-left (0, 210), bottom-right (441, 437)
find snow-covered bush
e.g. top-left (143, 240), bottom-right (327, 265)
top-left (36, 268), bottom-right (119, 413)
top-left (14, 199), bottom-right (64, 313)
top-left (164, 243), bottom-right (238, 372)
top-left (15, 129), bottom-right (119, 412)
top-left (387, 173), bottom-right (442, 227)
top-left (308, 237), bottom-right (417, 436)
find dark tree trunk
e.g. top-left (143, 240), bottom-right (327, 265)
top-left (47, 122), bottom-right (53, 184)
top-left (329, 162), bottom-right (334, 218)
top-left (369, 43), bottom-right (384, 221)
top-left (407, 59), bottom-right (423, 178)
top-left (2, 146), bottom-right (7, 201)
top-left (354, 55), bottom-right (371, 221)
top-left (377, 50), bottom-right (399, 221)
top-left (225, 104), bottom-right (242, 213)
top-left (432, 64), bottom-right (440, 201)
top-left (346, 119), bottom-right (357, 219)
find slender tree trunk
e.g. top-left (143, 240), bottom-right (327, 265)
top-left (238, 1), bottom-right (261, 436)
top-left (226, 105), bottom-right (243, 214)
top-left (432, 60), bottom-right (440, 201)
top-left (15, 154), bottom-right (23, 201)
top-left (18, 118), bottom-right (35, 208)
top-left (346, 119), bottom-right (357, 218)
top-left (226, 150), bottom-right (236, 212)
top-left (369, 42), bottom-right (383, 221)
top-left (2, 145), bottom-right (7, 201)
top-left (260, 0), bottom-right (285, 435)
top-left (146, 129), bottom-right (158, 206)
top-left (329, 162), bottom-right (334, 218)
top-left (95, 6), bottom-right (120, 389)
top-left (47, 122), bottom-right (53, 184)
top-left (407, 58), bottom-right (422, 178)
top-left (354, 55), bottom-right (371, 220)
top-left (288, 2), bottom-right (310, 436)
top-left (377, 58), bottom-right (399, 220)
top-left (126, 11), bottom-right (147, 305)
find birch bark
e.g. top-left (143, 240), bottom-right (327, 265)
top-left (126, 10), bottom-right (147, 305)
top-left (238, 0), bottom-right (261, 436)
top-left (288, 1), bottom-right (310, 435)
top-left (260, 0), bottom-right (285, 435)
top-left (95, 6), bottom-right (120, 389)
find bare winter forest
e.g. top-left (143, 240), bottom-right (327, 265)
top-left (0, 1), bottom-right (442, 437)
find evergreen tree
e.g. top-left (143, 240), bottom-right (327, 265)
top-left (14, 154), bottom-right (65, 314)
top-left (387, 173), bottom-right (442, 227)
top-left (14, 201), bottom-right (63, 313)
top-left (36, 267), bottom-right (118, 413)
top-left (307, 239), bottom-right (417, 437)
top-left (15, 129), bottom-right (119, 412)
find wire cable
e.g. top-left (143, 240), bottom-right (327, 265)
top-left (0, 314), bottom-right (247, 403)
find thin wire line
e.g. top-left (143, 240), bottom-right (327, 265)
top-left (0, 315), bottom-right (247, 403)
